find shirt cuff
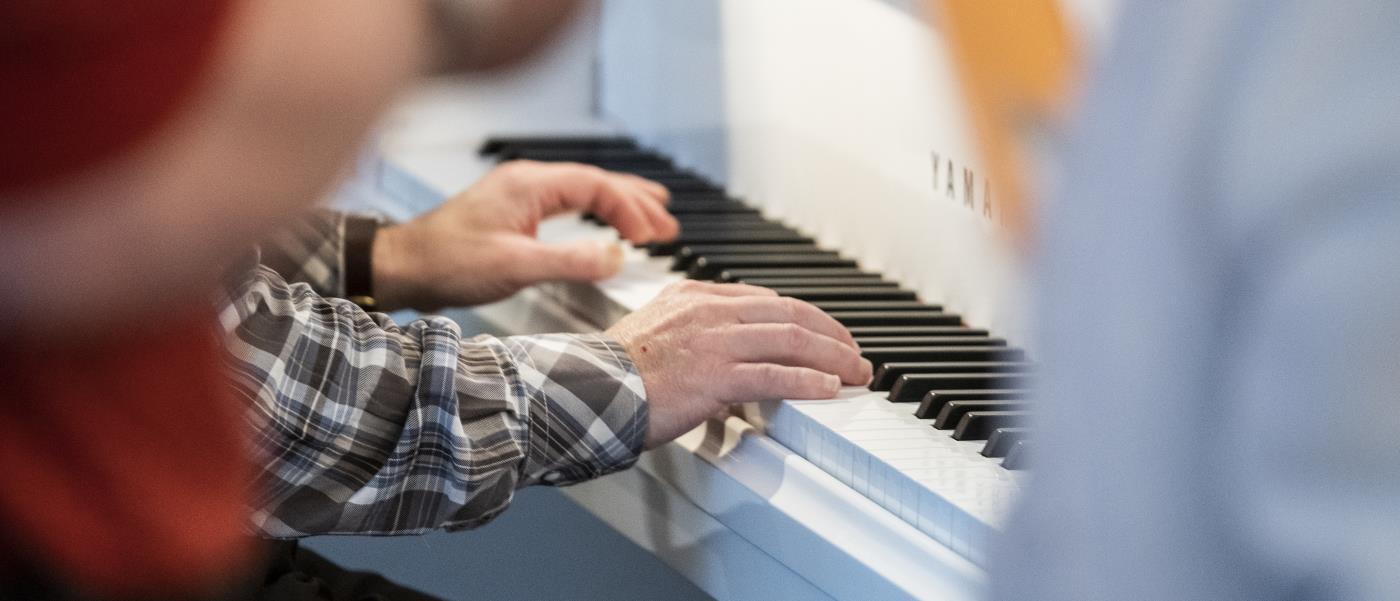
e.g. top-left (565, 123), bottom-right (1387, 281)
top-left (497, 333), bottom-right (649, 486)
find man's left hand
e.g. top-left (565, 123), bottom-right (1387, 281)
top-left (371, 160), bottom-right (678, 311)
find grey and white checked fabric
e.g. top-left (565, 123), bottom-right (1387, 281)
top-left (218, 211), bottom-right (647, 538)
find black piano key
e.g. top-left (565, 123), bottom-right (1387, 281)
top-left (671, 227), bottom-right (799, 239)
top-left (660, 236), bottom-right (817, 260)
top-left (770, 287), bottom-right (918, 302)
top-left (656, 180), bottom-right (722, 194)
top-left (740, 277), bottom-right (897, 288)
top-left (674, 220), bottom-right (785, 231)
top-left (845, 326), bottom-right (989, 338)
top-left (479, 136), bottom-right (635, 155)
top-left (981, 427), bottom-right (1032, 458)
top-left (811, 300), bottom-right (937, 312)
top-left (829, 311), bottom-right (963, 327)
top-left (952, 411), bottom-right (1029, 441)
top-left (888, 373), bottom-right (1032, 402)
top-left (669, 193), bottom-right (739, 204)
top-left (667, 201), bottom-right (762, 215)
top-left (510, 159), bottom-right (664, 175)
top-left (616, 166), bottom-right (695, 177)
top-left (1001, 440), bottom-right (1032, 470)
top-left (914, 389), bottom-right (1029, 418)
top-left (688, 254), bottom-right (860, 280)
top-left (649, 231), bottom-right (813, 256)
top-left (674, 213), bottom-right (775, 225)
top-left (500, 148), bottom-right (669, 163)
top-left (872, 362), bottom-right (1031, 391)
top-left (673, 222), bottom-right (799, 234)
top-left (611, 166), bottom-right (689, 176)
top-left (862, 346), bottom-right (1025, 367)
top-left (673, 222), bottom-right (791, 233)
top-left (664, 197), bottom-right (751, 208)
top-left (934, 401), bottom-right (1032, 429)
top-left (718, 267), bottom-right (875, 279)
top-left (512, 158), bottom-right (680, 173)
top-left (673, 245), bottom-right (835, 271)
top-left (630, 172), bottom-right (713, 184)
top-left (583, 161), bottom-right (683, 173)
top-left (855, 336), bottom-right (1005, 348)
top-left (675, 242), bottom-right (829, 256)
top-left (674, 225), bottom-right (785, 236)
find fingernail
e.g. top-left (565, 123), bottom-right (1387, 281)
top-left (598, 241), bottom-right (624, 277)
top-left (825, 374), bottom-right (841, 392)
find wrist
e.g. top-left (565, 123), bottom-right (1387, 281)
top-left (369, 224), bottom-right (418, 311)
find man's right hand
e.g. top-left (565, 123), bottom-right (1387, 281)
top-left (605, 280), bottom-right (873, 449)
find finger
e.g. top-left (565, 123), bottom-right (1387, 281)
top-left (721, 324), bottom-right (871, 385)
top-left (581, 169), bottom-right (675, 240)
top-left (723, 296), bottom-right (858, 348)
top-left (532, 164), bottom-right (657, 241)
top-left (596, 170), bottom-right (675, 238)
top-left (661, 280), bottom-right (776, 298)
top-left (620, 173), bottom-right (670, 204)
top-left (722, 363), bottom-right (841, 402)
top-left (689, 281), bottom-right (779, 297)
top-left (591, 180), bottom-right (661, 243)
top-left (510, 238), bottom-right (624, 283)
top-left (633, 189), bottom-right (679, 241)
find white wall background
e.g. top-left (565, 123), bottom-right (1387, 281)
top-left (599, 0), bottom-right (1030, 344)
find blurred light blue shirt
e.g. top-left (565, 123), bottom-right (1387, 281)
top-left (991, 1), bottom-right (1400, 599)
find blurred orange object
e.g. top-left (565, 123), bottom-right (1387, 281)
top-left (925, 0), bottom-right (1078, 244)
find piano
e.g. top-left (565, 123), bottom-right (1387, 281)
top-left (348, 1), bottom-right (1112, 599)
top-left (480, 130), bottom-right (1033, 530)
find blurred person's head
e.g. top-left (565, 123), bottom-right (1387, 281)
top-left (0, 0), bottom-right (429, 335)
top-left (0, 1), bottom-right (428, 597)
top-left (0, 2), bottom-right (592, 597)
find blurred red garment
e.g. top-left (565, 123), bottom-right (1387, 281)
top-left (0, 1), bottom-right (230, 191)
top-left (0, 319), bottom-right (253, 597)
top-left (0, 0), bottom-right (254, 597)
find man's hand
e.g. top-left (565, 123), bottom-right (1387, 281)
top-left (372, 160), bottom-right (679, 310)
top-left (605, 281), bottom-right (874, 449)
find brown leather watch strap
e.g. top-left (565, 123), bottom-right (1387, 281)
top-left (344, 215), bottom-right (380, 310)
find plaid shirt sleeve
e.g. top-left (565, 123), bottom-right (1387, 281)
top-left (218, 226), bottom-right (648, 538)
top-left (257, 209), bottom-right (350, 298)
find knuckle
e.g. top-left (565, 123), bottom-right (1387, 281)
top-left (678, 300), bottom-right (715, 323)
top-left (781, 296), bottom-right (807, 321)
top-left (666, 280), bottom-right (698, 295)
top-left (572, 162), bottom-right (605, 177)
top-left (753, 364), bottom-right (783, 387)
top-left (498, 160), bottom-right (532, 177)
top-left (782, 323), bottom-right (808, 350)
top-left (781, 367), bottom-right (810, 392)
top-left (717, 364), bottom-right (747, 402)
top-left (693, 328), bottom-right (724, 353)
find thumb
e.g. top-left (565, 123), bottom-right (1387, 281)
top-left (512, 238), bottom-right (625, 283)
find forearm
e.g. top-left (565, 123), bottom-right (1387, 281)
top-left (220, 259), bottom-right (646, 537)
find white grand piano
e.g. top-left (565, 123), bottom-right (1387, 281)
top-left (346, 1), bottom-right (1113, 599)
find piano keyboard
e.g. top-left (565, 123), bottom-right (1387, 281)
top-left (480, 135), bottom-right (1029, 567)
